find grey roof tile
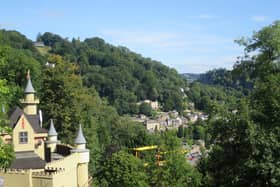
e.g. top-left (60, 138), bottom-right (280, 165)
top-left (10, 151), bottom-right (46, 169)
top-left (48, 119), bottom-right (58, 136)
top-left (24, 78), bottom-right (35, 93)
top-left (74, 124), bottom-right (86, 144)
top-left (9, 107), bottom-right (47, 133)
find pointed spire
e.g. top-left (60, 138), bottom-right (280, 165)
top-left (24, 70), bottom-right (35, 93)
top-left (48, 119), bottom-right (58, 136)
top-left (74, 124), bottom-right (86, 144)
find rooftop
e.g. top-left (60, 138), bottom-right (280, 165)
top-left (10, 151), bottom-right (46, 169)
top-left (9, 107), bottom-right (47, 133)
top-left (24, 77), bottom-right (35, 93)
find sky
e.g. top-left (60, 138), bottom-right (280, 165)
top-left (0, 0), bottom-right (279, 73)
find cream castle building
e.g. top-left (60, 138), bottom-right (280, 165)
top-left (0, 75), bottom-right (91, 187)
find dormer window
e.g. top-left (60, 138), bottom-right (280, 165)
top-left (19, 132), bottom-right (28, 144)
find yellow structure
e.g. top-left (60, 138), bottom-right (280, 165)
top-left (0, 74), bottom-right (91, 187)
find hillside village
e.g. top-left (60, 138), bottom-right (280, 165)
top-left (131, 100), bottom-right (208, 132)
top-left (130, 99), bottom-right (208, 165)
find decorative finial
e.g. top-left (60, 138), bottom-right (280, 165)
top-left (26, 69), bottom-right (30, 80)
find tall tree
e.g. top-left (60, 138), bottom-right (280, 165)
top-left (98, 150), bottom-right (149, 187)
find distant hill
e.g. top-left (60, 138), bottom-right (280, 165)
top-left (181, 73), bottom-right (201, 82)
top-left (37, 32), bottom-right (188, 114)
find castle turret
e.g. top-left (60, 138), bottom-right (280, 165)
top-left (74, 124), bottom-right (86, 150)
top-left (20, 71), bottom-right (39, 115)
top-left (46, 119), bottom-right (59, 153)
top-left (71, 124), bottom-right (90, 187)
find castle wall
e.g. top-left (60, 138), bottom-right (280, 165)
top-left (0, 169), bottom-right (32, 187)
top-left (0, 166), bottom-right (79, 187)
top-left (45, 153), bottom-right (79, 187)
top-left (77, 163), bottom-right (88, 187)
top-left (52, 168), bottom-right (77, 187)
top-left (0, 145), bottom-right (89, 187)
top-left (33, 168), bottom-right (77, 187)
top-left (32, 175), bottom-right (53, 187)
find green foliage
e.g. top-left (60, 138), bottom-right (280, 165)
top-left (160, 130), bottom-right (181, 151)
top-left (177, 125), bottom-right (184, 138)
top-left (0, 30), bottom-right (37, 52)
top-left (199, 21), bottom-right (280, 187)
top-left (0, 80), bottom-right (15, 168)
top-left (0, 139), bottom-right (14, 168)
top-left (98, 150), bottom-right (149, 187)
top-left (199, 111), bottom-right (255, 186)
top-left (0, 30), bottom-right (44, 108)
top-left (251, 73), bottom-right (280, 129)
top-left (139, 102), bottom-right (152, 116)
top-left (148, 153), bottom-right (201, 187)
top-left (38, 33), bottom-right (187, 114)
top-left (0, 79), bottom-right (9, 105)
top-left (187, 81), bottom-right (242, 114)
top-left (36, 54), bottom-right (160, 179)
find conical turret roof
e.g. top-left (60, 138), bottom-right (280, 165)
top-left (24, 77), bottom-right (35, 93)
top-left (74, 124), bottom-right (86, 144)
top-left (48, 119), bottom-right (58, 136)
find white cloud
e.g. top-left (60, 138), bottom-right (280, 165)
top-left (251, 16), bottom-right (268, 22)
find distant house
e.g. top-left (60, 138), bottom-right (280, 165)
top-left (33, 41), bottom-right (45, 47)
top-left (169, 110), bottom-right (179, 118)
top-left (45, 61), bottom-right (56, 68)
top-left (145, 120), bottom-right (160, 132)
top-left (137, 100), bottom-right (160, 110)
top-left (157, 112), bottom-right (169, 121)
top-left (186, 113), bottom-right (198, 123)
top-left (165, 117), bottom-right (182, 129)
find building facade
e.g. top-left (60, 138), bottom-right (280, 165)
top-left (0, 74), bottom-right (91, 187)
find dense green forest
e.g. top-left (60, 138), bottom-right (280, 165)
top-left (0, 20), bottom-right (280, 186)
top-left (37, 33), bottom-right (187, 114)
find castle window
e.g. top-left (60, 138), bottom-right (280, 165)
top-left (19, 132), bottom-right (28, 144)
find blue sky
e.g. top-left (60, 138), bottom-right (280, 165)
top-left (0, 0), bottom-right (279, 73)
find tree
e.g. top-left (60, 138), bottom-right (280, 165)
top-left (199, 21), bottom-right (280, 187)
top-left (148, 153), bottom-right (201, 187)
top-left (0, 80), bottom-right (14, 168)
top-left (99, 150), bottom-right (149, 187)
top-left (199, 111), bottom-right (256, 186)
top-left (139, 103), bottom-right (152, 116)
top-left (177, 125), bottom-right (184, 138)
top-left (251, 74), bottom-right (280, 129)
top-left (234, 21), bottom-right (280, 82)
